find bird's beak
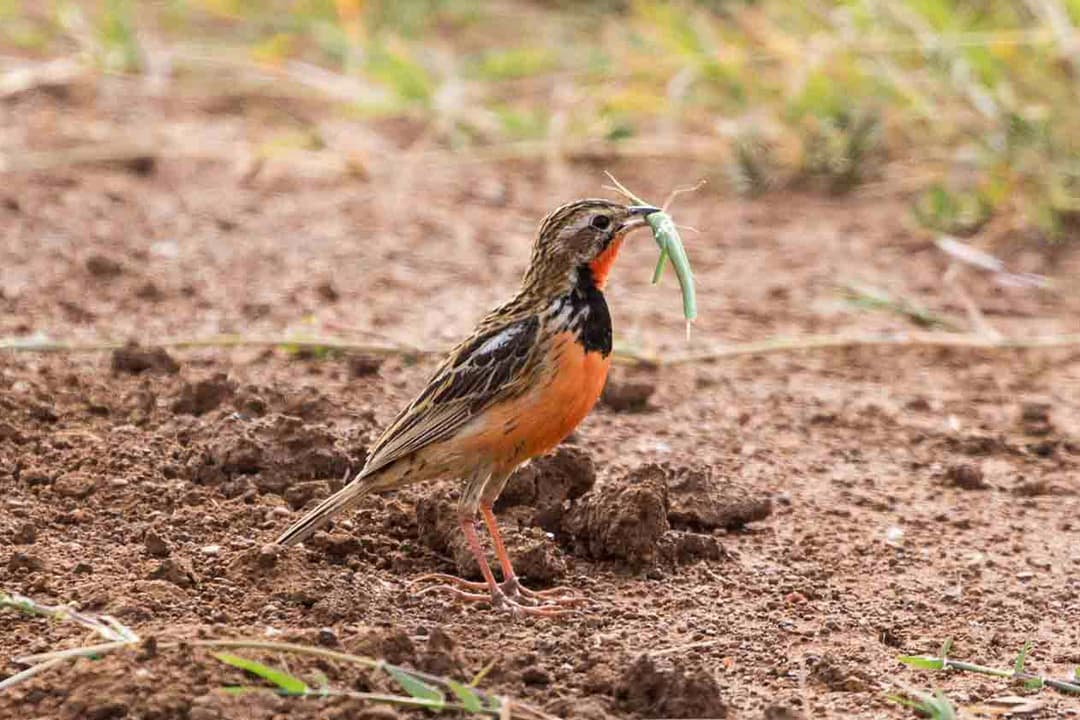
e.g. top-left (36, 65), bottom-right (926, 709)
top-left (620, 204), bottom-right (661, 230)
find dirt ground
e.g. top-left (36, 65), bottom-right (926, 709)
top-left (2, 79), bottom-right (1080, 719)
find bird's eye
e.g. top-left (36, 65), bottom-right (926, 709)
top-left (590, 215), bottom-right (611, 230)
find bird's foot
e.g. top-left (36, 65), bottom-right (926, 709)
top-left (498, 576), bottom-right (586, 605)
top-left (409, 573), bottom-right (585, 616)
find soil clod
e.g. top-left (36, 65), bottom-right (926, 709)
top-left (112, 344), bottom-right (180, 375)
top-left (944, 462), bottom-right (988, 490)
top-left (665, 464), bottom-right (773, 532)
top-left (497, 446), bottom-right (596, 531)
top-left (1019, 401), bottom-right (1054, 436)
top-left (53, 471), bottom-right (97, 499)
top-left (172, 373), bottom-right (237, 415)
top-left (143, 529), bottom-right (172, 558)
top-left (615, 654), bottom-right (728, 718)
top-left (149, 557), bottom-right (197, 588)
top-left (85, 253), bottom-right (125, 278)
top-left (600, 378), bottom-right (656, 413)
top-left (563, 465), bottom-right (670, 568)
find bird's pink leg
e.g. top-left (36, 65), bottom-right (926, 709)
top-left (479, 503), bottom-right (583, 605)
top-left (460, 514), bottom-right (501, 594)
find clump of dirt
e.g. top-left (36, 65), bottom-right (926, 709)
top-left (188, 413), bottom-right (355, 496)
top-left (53, 471), bottom-right (98, 499)
top-left (657, 529), bottom-right (726, 564)
top-left (306, 531), bottom-right (363, 562)
top-left (85, 253), bottom-right (125, 278)
top-left (1018, 401), bottom-right (1054, 436)
top-left (1011, 475), bottom-right (1070, 497)
top-left (496, 446), bottom-right (596, 530)
top-left (142, 529), bottom-right (172, 557)
top-left (563, 465), bottom-right (670, 568)
top-left (805, 654), bottom-right (877, 693)
top-left (149, 557), bottom-right (198, 588)
top-left (615, 654), bottom-right (728, 718)
top-left (226, 542), bottom-right (312, 587)
top-left (347, 354), bottom-right (384, 378)
top-left (665, 464), bottom-right (773, 532)
top-left (499, 526), bottom-right (567, 584)
top-left (415, 491), bottom-right (475, 576)
top-left (284, 480), bottom-right (332, 510)
top-left (350, 626), bottom-right (467, 678)
top-left (600, 377), bottom-right (656, 413)
top-left (943, 462), bottom-right (988, 490)
top-left (172, 373), bottom-right (238, 415)
top-left (111, 343), bottom-right (180, 375)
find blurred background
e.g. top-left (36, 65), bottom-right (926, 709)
top-left (4, 0), bottom-right (1080, 235)
top-left (2, 0), bottom-right (1079, 353)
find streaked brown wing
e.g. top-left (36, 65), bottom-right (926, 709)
top-left (359, 315), bottom-right (541, 478)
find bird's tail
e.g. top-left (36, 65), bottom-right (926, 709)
top-left (275, 475), bottom-right (373, 547)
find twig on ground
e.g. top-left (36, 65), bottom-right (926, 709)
top-left (0, 335), bottom-right (429, 357)
top-left (0, 142), bottom-right (159, 174)
top-left (661, 331), bottom-right (1080, 366)
top-left (840, 281), bottom-right (965, 331)
top-left (0, 658), bottom-right (67, 693)
top-left (5, 332), bottom-right (1080, 368)
top-left (0, 56), bottom-right (87, 99)
top-left (0, 592), bottom-right (138, 644)
top-left (935, 236), bottom-right (1048, 289)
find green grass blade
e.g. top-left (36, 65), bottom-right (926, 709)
top-left (447, 679), bottom-right (485, 713)
top-left (1013, 640), bottom-right (1031, 674)
top-left (385, 665), bottom-right (445, 709)
top-left (898, 654), bottom-right (945, 670)
top-left (929, 691), bottom-right (957, 720)
top-left (213, 652), bottom-right (308, 696)
top-left (888, 689), bottom-right (957, 720)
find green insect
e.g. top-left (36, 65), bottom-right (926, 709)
top-left (605, 173), bottom-right (703, 339)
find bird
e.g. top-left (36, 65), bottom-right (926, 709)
top-left (276, 197), bottom-right (659, 616)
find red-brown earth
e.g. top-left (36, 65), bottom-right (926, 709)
top-left (2, 79), bottom-right (1079, 719)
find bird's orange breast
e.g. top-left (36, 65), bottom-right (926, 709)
top-left (462, 331), bottom-right (610, 472)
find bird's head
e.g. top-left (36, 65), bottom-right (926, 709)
top-left (521, 198), bottom-right (659, 296)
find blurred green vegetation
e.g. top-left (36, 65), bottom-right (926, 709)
top-left (4, 0), bottom-right (1080, 241)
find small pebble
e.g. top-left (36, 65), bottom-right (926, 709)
top-left (200, 545), bottom-right (221, 556)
